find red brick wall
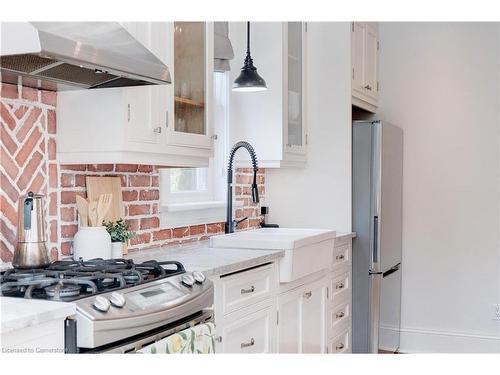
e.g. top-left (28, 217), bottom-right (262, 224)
top-left (1, 83), bottom-right (59, 263)
top-left (1, 82), bottom-right (265, 263)
top-left (58, 165), bottom-right (265, 256)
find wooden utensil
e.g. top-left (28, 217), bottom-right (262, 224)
top-left (76, 195), bottom-right (89, 226)
top-left (88, 199), bottom-right (99, 227)
top-left (96, 193), bottom-right (113, 226)
top-left (85, 177), bottom-right (124, 222)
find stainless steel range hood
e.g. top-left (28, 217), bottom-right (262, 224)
top-left (0, 22), bottom-right (171, 91)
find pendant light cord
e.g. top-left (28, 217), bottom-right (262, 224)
top-left (246, 21), bottom-right (251, 56)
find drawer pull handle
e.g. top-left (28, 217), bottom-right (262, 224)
top-left (303, 291), bottom-right (312, 299)
top-left (153, 126), bottom-right (162, 134)
top-left (241, 338), bottom-right (255, 348)
top-left (241, 286), bottom-right (255, 294)
top-left (336, 254), bottom-right (345, 261)
top-left (336, 343), bottom-right (345, 351)
top-left (210, 335), bottom-right (222, 343)
top-left (336, 311), bottom-right (345, 319)
top-left (336, 282), bottom-right (345, 290)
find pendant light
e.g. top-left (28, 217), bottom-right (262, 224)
top-left (232, 22), bottom-right (267, 92)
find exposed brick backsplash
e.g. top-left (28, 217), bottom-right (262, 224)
top-left (1, 82), bottom-right (265, 263)
top-left (58, 164), bottom-right (265, 255)
top-left (1, 83), bottom-right (59, 263)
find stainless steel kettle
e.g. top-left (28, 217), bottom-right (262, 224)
top-left (13, 191), bottom-right (51, 268)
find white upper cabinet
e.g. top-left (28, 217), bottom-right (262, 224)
top-left (351, 22), bottom-right (379, 113)
top-left (57, 22), bottom-right (213, 167)
top-left (167, 22), bottom-right (214, 150)
top-left (229, 22), bottom-right (307, 168)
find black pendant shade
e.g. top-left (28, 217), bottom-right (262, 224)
top-left (233, 22), bottom-right (267, 92)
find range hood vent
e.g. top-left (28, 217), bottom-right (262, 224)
top-left (0, 22), bottom-right (171, 91)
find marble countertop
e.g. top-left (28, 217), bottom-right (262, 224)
top-left (125, 242), bottom-right (285, 277)
top-left (1, 297), bottom-right (76, 335)
top-left (335, 232), bottom-right (356, 240)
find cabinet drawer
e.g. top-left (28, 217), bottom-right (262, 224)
top-left (220, 307), bottom-right (273, 353)
top-left (327, 301), bottom-right (351, 334)
top-left (328, 328), bottom-right (351, 354)
top-left (221, 264), bottom-right (273, 315)
top-left (332, 244), bottom-right (351, 273)
top-left (329, 272), bottom-right (351, 306)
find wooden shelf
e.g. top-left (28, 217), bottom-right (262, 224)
top-left (175, 96), bottom-right (205, 108)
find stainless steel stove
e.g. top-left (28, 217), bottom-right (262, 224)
top-left (1, 258), bottom-right (214, 353)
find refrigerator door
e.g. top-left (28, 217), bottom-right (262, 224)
top-left (377, 121), bottom-right (403, 352)
top-left (353, 120), bottom-right (403, 354)
top-left (352, 121), bottom-right (376, 353)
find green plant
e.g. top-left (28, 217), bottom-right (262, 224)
top-left (104, 219), bottom-right (135, 243)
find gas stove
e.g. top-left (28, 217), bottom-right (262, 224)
top-left (1, 258), bottom-right (214, 353)
top-left (1, 258), bottom-right (186, 301)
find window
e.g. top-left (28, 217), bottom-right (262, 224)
top-left (159, 71), bottom-right (229, 226)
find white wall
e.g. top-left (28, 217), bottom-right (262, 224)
top-left (266, 22), bottom-right (352, 232)
top-left (377, 22), bottom-right (500, 352)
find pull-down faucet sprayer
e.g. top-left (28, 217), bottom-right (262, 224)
top-left (225, 141), bottom-right (259, 234)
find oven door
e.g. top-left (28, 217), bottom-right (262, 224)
top-left (75, 310), bottom-right (214, 353)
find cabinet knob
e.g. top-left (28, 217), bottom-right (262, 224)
top-left (153, 126), bottom-right (162, 134)
top-left (240, 338), bottom-right (255, 348)
top-left (336, 254), bottom-right (345, 261)
top-left (336, 311), bottom-right (345, 319)
top-left (303, 291), bottom-right (312, 299)
top-left (240, 286), bottom-right (255, 294)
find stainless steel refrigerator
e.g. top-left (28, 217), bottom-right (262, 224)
top-left (352, 120), bottom-right (403, 353)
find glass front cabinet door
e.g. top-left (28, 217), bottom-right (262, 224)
top-left (284, 22), bottom-right (307, 159)
top-left (166, 22), bottom-right (214, 150)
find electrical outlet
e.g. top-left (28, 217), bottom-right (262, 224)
top-left (493, 304), bottom-right (500, 320)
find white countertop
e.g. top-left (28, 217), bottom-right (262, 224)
top-left (335, 232), bottom-right (356, 240)
top-left (126, 242), bottom-right (285, 277)
top-left (0, 297), bottom-right (76, 335)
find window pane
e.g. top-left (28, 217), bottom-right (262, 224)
top-left (170, 168), bottom-right (208, 192)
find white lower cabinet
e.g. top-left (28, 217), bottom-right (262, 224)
top-left (328, 328), bottom-right (352, 354)
top-left (212, 237), bottom-right (353, 354)
top-left (277, 276), bottom-right (327, 353)
top-left (219, 305), bottom-right (275, 353)
top-left (212, 263), bottom-right (278, 353)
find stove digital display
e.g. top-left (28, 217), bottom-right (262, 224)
top-left (128, 283), bottom-right (186, 309)
top-left (140, 289), bottom-right (165, 298)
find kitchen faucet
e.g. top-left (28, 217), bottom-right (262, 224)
top-left (225, 141), bottom-right (259, 233)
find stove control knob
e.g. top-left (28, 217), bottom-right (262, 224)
top-left (110, 292), bottom-right (126, 308)
top-left (193, 271), bottom-right (206, 284)
top-left (181, 274), bottom-right (195, 287)
top-left (93, 296), bottom-right (110, 312)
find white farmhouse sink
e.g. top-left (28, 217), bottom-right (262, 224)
top-left (210, 228), bottom-right (336, 282)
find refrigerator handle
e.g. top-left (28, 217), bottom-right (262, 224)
top-left (372, 216), bottom-right (379, 263)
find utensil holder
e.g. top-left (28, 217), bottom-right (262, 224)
top-left (73, 226), bottom-right (111, 260)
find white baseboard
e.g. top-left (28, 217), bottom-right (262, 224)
top-left (399, 326), bottom-right (500, 353)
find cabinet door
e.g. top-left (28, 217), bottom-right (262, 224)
top-left (168, 22), bottom-right (214, 149)
top-left (363, 24), bottom-right (379, 101)
top-left (301, 278), bottom-right (327, 353)
top-left (125, 86), bottom-right (162, 145)
top-left (284, 22), bottom-right (307, 156)
top-left (220, 307), bottom-right (274, 353)
top-left (121, 23), bottom-right (170, 147)
top-left (277, 288), bottom-right (302, 353)
top-left (351, 22), bottom-right (366, 98)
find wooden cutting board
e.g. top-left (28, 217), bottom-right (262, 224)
top-left (85, 176), bottom-right (124, 223)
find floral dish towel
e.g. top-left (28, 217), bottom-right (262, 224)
top-left (138, 322), bottom-right (216, 354)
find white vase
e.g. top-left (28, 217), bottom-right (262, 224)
top-left (111, 242), bottom-right (124, 259)
top-left (73, 226), bottom-right (111, 261)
